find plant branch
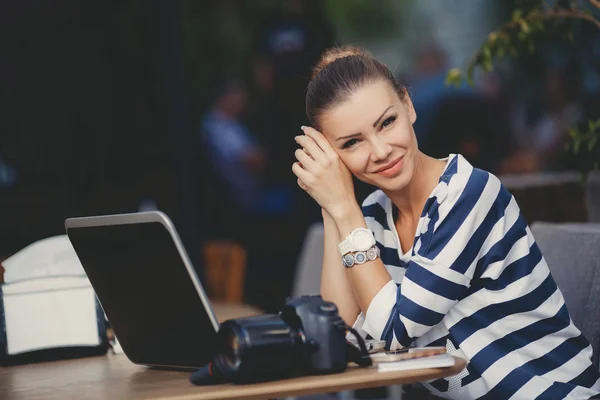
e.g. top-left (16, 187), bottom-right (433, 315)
top-left (465, 6), bottom-right (600, 78)
top-left (541, 9), bottom-right (600, 29)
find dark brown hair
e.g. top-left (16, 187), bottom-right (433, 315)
top-left (306, 46), bottom-right (406, 130)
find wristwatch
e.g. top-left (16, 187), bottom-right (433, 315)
top-left (342, 244), bottom-right (380, 268)
top-left (338, 228), bottom-right (376, 256)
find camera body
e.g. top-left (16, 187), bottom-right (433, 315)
top-left (281, 295), bottom-right (348, 374)
top-left (210, 295), bottom-right (355, 384)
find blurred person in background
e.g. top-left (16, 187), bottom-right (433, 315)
top-left (531, 64), bottom-right (584, 170)
top-left (407, 43), bottom-right (511, 174)
top-left (253, 0), bottom-right (334, 186)
top-left (200, 80), bottom-right (291, 217)
top-left (422, 70), bottom-right (513, 174)
top-left (408, 43), bottom-right (470, 144)
top-left (292, 46), bottom-right (600, 399)
top-left (502, 62), bottom-right (584, 174)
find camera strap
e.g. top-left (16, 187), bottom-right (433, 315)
top-left (344, 324), bottom-right (372, 367)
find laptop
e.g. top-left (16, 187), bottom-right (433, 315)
top-left (65, 211), bottom-right (219, 369)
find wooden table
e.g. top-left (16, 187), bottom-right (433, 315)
top-left (210, 301), bottom-right (263, 322)
top-left (0, 302), bottom-right (467, 399)
top-left (0, 353), bottom-right (466, 400)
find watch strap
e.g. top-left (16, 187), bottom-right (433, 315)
top-left (337, 227), bottom-right (375, 256)
top-left (338, 240), bottom-right (353, 256)
top-left (342, 244), bottom-right (380, 268)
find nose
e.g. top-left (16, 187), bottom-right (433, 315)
top-left (369, 137), bottom-right (393, 162)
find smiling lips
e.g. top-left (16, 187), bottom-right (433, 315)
top-left (374, 156), bottom-right (404, 177)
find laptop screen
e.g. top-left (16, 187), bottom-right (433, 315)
top-left (66, 217), bottom-right (217, 369)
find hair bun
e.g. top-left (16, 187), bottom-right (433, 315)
top-left (311, 46), bottom-right (372, 79)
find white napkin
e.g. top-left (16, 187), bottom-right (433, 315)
top-left (2, 235), bottom-right (86, 283)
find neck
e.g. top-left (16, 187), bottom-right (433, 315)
top-left (384, 152), bottom-right (443, 220)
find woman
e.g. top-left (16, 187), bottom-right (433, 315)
top-left (292, 46), bottom-right (600, 399)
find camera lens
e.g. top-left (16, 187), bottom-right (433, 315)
top-left (214, 314), bottom-right (305, 383)
top-left (221, 330), bottom-right (241, 371)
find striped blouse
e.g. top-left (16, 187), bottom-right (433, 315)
top-left (354, 154), bottom-right (600, 399)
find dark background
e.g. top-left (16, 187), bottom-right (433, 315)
top-left (1, 0), bottom-right (599, 312)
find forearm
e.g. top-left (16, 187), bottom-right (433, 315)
top-left (330, 204), bottom-right (392, 315)
top-left (320, 209), bottom-right (360, 325)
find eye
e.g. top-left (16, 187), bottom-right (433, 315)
top-left (342, 138), bottom-right (359, 149)
top-left (381, 115), bottom-right (397, 129)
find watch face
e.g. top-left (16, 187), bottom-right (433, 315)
top-left (352, 229), bottom-right (375, 251)
top-left (343, 254), bottom-right (355, 268)
top-left (355, 251), bottom-right (367, 264)
top-left (366, 246), bottom-right (378, 261)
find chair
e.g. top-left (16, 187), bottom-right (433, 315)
top-left (499, 172), bottom-right (587, 223)
top-left (202, 241), bottom-right (247, 303)
top-left (531, 222), bottom-right (600, 367)
top-left (0, 255), bottom-right (6, 283)
top-left (291, 222), bottom-right (324, 298)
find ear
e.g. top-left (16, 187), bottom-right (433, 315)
top-left (402, 94), bottom-right (417, 125)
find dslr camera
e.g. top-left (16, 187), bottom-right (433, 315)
top-left (191, 295), bottom-right (371, 385)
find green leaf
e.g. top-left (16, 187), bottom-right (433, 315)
top-left (482, 58), bottom-right (493, 72)
top-left (518, 31), bottom-right (528, 41)
top-left (569, 127), bottom-right (579, 139)
top-left (497, 47), bottom-right (505, 58)
top-left (589, 136), bottom-right (598, 152)
top-left (528, 41), bottom-right (535, 54)
top-left (519, 20), bottom-right (530, 34)
top-left (589, 119), bottom-right (598, 132)
top-left (512, 9), bottom-right (523, 22)
top-left (533, 20), bottom-right (545, 32)
top-left (466, 65), bottom-right (475, 87)
top-left (574, 138), bottom-right (581, 155)
top-left (444, 68), bottom-right (462, 87)
top-left (483, 45), bottom-right (492, 59)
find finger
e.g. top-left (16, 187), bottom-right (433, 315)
top-left (302, 147), bottom-right (314, 160)
top-left (297, 178), bottom-right (309, 191)
top-left (295, 135), bottom-right (328, 165)
top-left (294, 148), bottom-right (319, 174)
top-left (292, 162), bottom-right (312, 184)
top-left (301, 126), bottom-right (337, 158)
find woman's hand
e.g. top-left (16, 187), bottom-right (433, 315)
top-left (292, 126), bottom-right (357, 219)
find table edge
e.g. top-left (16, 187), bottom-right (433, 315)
top-left (158, 356), bottom-right (467, 400)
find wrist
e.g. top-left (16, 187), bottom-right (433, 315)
top-left (321, 208), bottom-right (338, 233)
top-left (327, 202), bottom-right (361, 221)
top-left (330, 204), bottom-right (367, 239)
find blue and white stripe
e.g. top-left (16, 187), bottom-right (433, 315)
top-left (357, 154), bottom-right (600, 399)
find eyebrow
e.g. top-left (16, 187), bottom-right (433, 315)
top-left (335, 105), bottom-right (394, 142)
top-left (372, 105), bottom-right (393, 127)
top-left (336, 132), bottom-right (361, 142)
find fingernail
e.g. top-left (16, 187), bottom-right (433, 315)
top-left (300, 126), bottom-right (306, 131)
top-left (294, 136), bottom-right (299, 142)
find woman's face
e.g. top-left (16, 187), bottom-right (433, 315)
top-left (319, 79), bottom-right (418, 192)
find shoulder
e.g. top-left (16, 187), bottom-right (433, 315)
top-left (439, 154), bottom-right (503, 205)
top-left (416, 155), bottom-right (515, 263)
